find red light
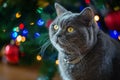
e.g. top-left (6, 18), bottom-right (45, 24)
top-left (19, 23), bottom-right (24, 30)
top-left (85, 0), bottom-right (90, 4)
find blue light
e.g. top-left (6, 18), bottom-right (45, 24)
top-left (37, 19), bottom-right (44, 26)
top-left (97, 22), bottom-right (102, 30)
top-left (79, 6), bottom-right (84, 11)
top-left (11, 32), bottom-right (18, 39)
top-left (22, 29), bottom-right (28, 36)
top-left (109, 30), bottom-right (119, 39)
top-left (34, 32), bottom-right (40, 38)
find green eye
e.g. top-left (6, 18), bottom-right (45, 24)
top-left (53, 25), bottom-right (59, 30)
top-left (67, 27), bottom-right (74, 33)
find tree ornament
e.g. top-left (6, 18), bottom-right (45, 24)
top-left (5, 44), bottom-right (19, 64)
top-left (104, 11), bottom-right (120, 31)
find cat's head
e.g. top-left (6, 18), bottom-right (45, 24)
top-left (49, 3), bottom-right (99, 55)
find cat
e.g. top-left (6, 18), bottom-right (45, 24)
top-left (49, 3), bottom-right (120, 80)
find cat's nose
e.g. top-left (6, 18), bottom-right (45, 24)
top-left (57, 34), bottom-right (62, 37)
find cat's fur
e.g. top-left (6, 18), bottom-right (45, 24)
top-left (49, 3), bottom-right (120, 80)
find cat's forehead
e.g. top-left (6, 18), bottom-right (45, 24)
top-left (55, 12), bottom-right (77, 24)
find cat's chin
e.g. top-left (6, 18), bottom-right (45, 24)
top-left (63, 52), bottom-right (82, 64)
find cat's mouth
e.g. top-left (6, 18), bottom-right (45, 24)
top-left (56, 38), bottom-right (67, 46)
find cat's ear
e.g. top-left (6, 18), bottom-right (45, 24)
top-left (80, 7), bottom-right (94, 26)
top-left (54, 3), bottom-right (67, 16)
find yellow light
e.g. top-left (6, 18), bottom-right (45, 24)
top-left (16, 35), bottom-right (22, 42)
top-left (16, 12), bottom-right (21, 18)
top-left (30, 22), bottom-right (34, 26)
top-left (3, 29), bottom-right (6, 32)
top-left (94, 15), bottom-right (100, 21)
top-left (36, 55), bottom-right (42, 61)
top-left (37, 0), bottom-right (49, 8)
top-left (43, 2), bottom-right (49, 7)
top-left (118, 36), bottom-right (120, 40)
top-left (21, 36), bottom-right (26, 42)
top-left (55, 60), bottom-right (59, 65)
top-left (114, 6), bottom-right (120, 11)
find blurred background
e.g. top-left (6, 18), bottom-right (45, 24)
top-left (0, 0), bottom-right (120, 80)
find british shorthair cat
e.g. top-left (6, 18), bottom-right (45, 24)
top-left (49, 3), bottom-right (120, 80)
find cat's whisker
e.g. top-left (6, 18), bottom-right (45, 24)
top-left (40, 40), bottom-right (51, 57)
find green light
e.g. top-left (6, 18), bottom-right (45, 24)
top-left (13, 27), bottom-right (19, 32)
top-left (37, 7), bottom-right (43, 14)
top-left (13, 27), bottom-right (16, 31)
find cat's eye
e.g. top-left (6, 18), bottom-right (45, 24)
top-left (67, 27), bottom-right (74, 33)
top-left (53, 25), bottom-right (59, 30)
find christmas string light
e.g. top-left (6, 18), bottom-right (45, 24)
top-left (16, 12), bottom-right (21, 18)
top-left (11, 32), bottom-right (18, 39)
top-left (36, 55), bottom-right (42, 61)
top-left (37, 19), bottom-right (44, 26)
top-left (55, 60), bottom-right (59, 65)
top-left (34, 32), bottom-right (41, 38)
top-left (94, 15), bottom-right (100, 21)
top-left (16, 35), bottom-right (22, 42)
top-left (19, 23), bottom-right (24, 30)
top-left (30, 22), bottom-right (34, 26)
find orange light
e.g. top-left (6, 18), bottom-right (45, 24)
top-left (15, 41), bottom-right (20, 46)
top-left (16, 12), bottom-right (21, 18)
top-left (21, 36), bottom-right (26, 42)
top-left (36, 55), bottom-right (42, 61)
top-left (118, 36), bottom-right (120, 40)
top-left (55, 60), bottom-right (59, 65)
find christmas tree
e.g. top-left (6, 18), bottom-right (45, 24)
top-left (0, 0), bottom-right (120, 80)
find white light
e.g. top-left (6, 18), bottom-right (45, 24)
top-left (94, 15), bottom-right (100, 21)
top-left (3, 3), bottom-right (7, 8)
top-left (16, 35), bottom-right (22, 42)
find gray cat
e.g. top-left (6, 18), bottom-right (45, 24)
top-left (49, 3), bottom-right (120, 80)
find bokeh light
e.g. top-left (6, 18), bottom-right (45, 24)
top-left (3, 29), bottom-right (6, 32)
top-left (11, 32), bottom-right (18, 39)
top-left (22, 29), bottom-right (28, 36)
top-left (21, 36), bottom-right (26, 42)
top-left (114, 6), bottom-right (120, 11)
top-left (15, 41), bottom-right (20, 46)
top-left (30, 22), bottom-right (34, 26)
top-left (34, 32), bottom-right (40, 38)
top-left (37, 19), bottom-right (44, 26)
top-left (118, 36), bottom-right (120, 40)
top-left (3, 3), bottom-right (7, 8)
top-left (37, 7), bottom-right (43, 14)
top-left (55, 60), bottom-right (59, 65)
top-left (19, 23), bottom-right (24, 30)
top-left (16, 35), bottom-right (22, 42)
top-left (16, 12), bottom-right (21, 18)
top-left (79, 6), bottom-right (84, 11)
top-left (109, 30), bottom-right (119, 39)
top-left (36, 55), bottom-right (42, 61)
top-left (94, 15), bottom-right (100, 21)
top-left (13, 27), bottom-right (19, 32)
